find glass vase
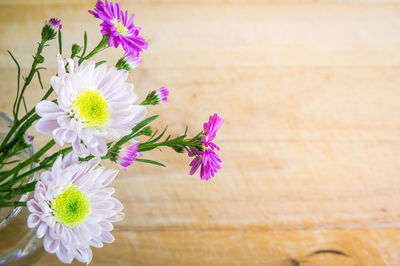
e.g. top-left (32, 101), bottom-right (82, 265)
top-left (0, 112), bottom-right (44, 265)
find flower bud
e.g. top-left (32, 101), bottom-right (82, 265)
top-left (35, 54), bottom-right (44, 64)
top-left (118, 143), bottom-right (142, 171)
top-left (41, 18), bottom-right (62, 41)
top-left (116, 52), bottom-right (141, 71)
top-left (71, 43), bottom-right (82, 55)
top-left (140, 86), bottom-right (170, 105)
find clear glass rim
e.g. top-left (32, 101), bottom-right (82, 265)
top-left (0, 112), bottom-right (35, 228)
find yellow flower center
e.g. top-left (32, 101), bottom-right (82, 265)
top-left (72, 89), bottom-right (110, 128)
top-left (51, 185), bottom-right (91, 228)
top-left (112, 19), bottom-right (130, 36)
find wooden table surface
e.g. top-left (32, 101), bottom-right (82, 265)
top-left (1, 0), bottom-right (400, 265)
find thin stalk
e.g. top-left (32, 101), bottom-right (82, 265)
top-left (79, 34), bottom-right (109, 63)
top-left (0, 201), bottom-right (26, 207)
top-left (0, 87), bottom-right (52, 153)
top-left (15, 39), bottom-right (46, 119)
top-left (0, 140), bottom-right (55, 185)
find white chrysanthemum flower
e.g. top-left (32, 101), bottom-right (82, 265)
top-left (27, 153), bottom-right (123, 264)
top-left (35, 55), bottom-right (147, 157)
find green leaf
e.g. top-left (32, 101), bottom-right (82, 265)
top-left (81, 31), bottom-right (88, 58)
top-left (95, 60), bottom-right (107, 68)
top-left (8, 50), bottom-right (21, 120)
top-left (148, 126), bottom-right (168, 144)
top-left (22, 96), bottom-right (28, 113)
top-left (131, 115), bottom-right (159, 135)
top-left (136, 158), bottom-right (166, 167)
top-left (36, 69), bottom-right (44, 89)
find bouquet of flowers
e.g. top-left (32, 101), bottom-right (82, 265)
top-left (0, 0), bottom-right (223, 264)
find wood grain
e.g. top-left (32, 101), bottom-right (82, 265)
top-left (1, 0), bottom-right (400, 265)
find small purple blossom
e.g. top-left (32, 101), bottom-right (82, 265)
top-left (141, 86), bottom-right (170, 105)
top-left (125, 52), bottom-right (141, 69)
top-left (116, 52), bottom-right (141, 71)
top-left (189, 114), bottom-right (224, 180)
top-left (157, 86), bottom-right (169, 102)
top-left (89, 0), bottom-right (148, 56)
top-left (118, 143), bottom-right (142, 171)
top-left (26, 135), bottom-right (34, 142)
top-left (47, 18), bottom-right (62, 31)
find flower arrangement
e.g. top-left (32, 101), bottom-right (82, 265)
top-left (0, 0), bottom-right (223, 264)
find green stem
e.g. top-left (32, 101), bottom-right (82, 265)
top-left (0, 145), bottom-right (73, 192)
top-left (79, 34), bottom-right (109, 63)
top-left (0, 201), bottom-right (26, 207)
top-left (0, 181), bottom-right (37, 200)
top-left (15, 39), bottom-right (46, 120)
top-left (0, 140), bottom-right (55, 186)
top-left (0, 87), bottom-right (52, 154)
top-left (138, 139), bottom-right (190, 152)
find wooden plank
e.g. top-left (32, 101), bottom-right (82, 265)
top-left (35, 229), bottom-right (400, 266)
top-left (0, 0), bottom-right (400, 265)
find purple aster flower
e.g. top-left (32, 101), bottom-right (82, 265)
top-left (118, 142), bottom-right (142, 171)
top-left (189, 149), bottom-right (222, 181)
top-left (189, 114), bottom-right (224, 180)
top-left (47, 18), bottom-right (62, 31)
top-left (157, 86), bottom-right (169, 102)
top-left (89, 0), bottom-right (148, 56)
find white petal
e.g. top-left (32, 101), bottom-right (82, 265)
top-left (72, 137), bottom-right (90, 157)
top-left (99, 231), bottom-right (114, 243)
top-left (76, 225), bottom-right (91, 245)
top-left (107, 212), bottom-right (125, 222)
top-left (110, 197), bottom-right (124, 212)
top-left (56, 54), bottom-right (66, 79)
top-left (84, 222), bottom-right (101, 237)
top-left (98, 169), bottom-right (119, 187)
top-left (27, 214), bottom-right (41, 228)
top-left (37, 222), bottom-right (48, 238)
top-left (89, 237), bottom-right (103, 248)
top-left (74, 247), bottom-right (93, 264)
top-left (98, 220), bottom-right (113, 231)
top-left (36, 101), bottom-right (63, 118)
top-left (130, 105), bottom-right (148, 123)
top-left (43, 232), bottom-right (59, 254)
top-left (91, 200), bottom-right (114, 210)
top-left (35, 119), bottom-right (59, 135)
top-left (50, 76), bottom-right (63, 94)
top-left (56, 242), bottom-right (74, 264)
top-left (66, 58), bottom-right (75, 74)
top-left (51, 155), bottom-right (63, 178)
top-left (53, 128), bottom-right (66, 146)
top-left (27, 200), bottom-right (42, 213)
top-left (62, 153), bottom-right (78, 169)
top-left (64, 130), bottom-right (78, 143)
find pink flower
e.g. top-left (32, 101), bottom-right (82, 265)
top-left (89, 0), bottom-right (148, 56)
top-left (118, 142), bottom-right (142, 171)
top-left (203, 113), bottom-right (224, 144)
top-left (189, 114), bottom-right (223, 180)
top-left (157, 86), bottom-right (169, 103)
